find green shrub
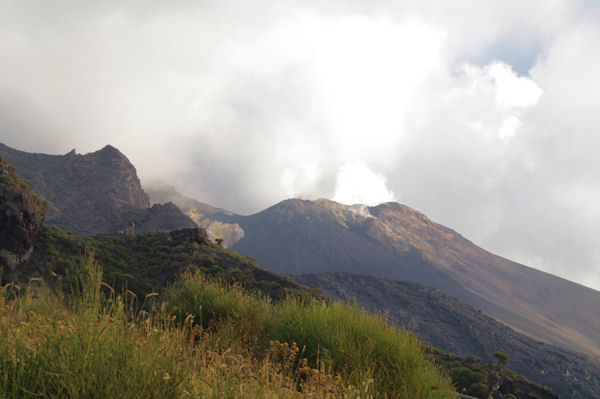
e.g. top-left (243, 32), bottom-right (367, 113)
top-left (0, 157), bottom-right (48, 213)
top-left (451, 367), bottom-right (473, 388)
top-left (266, 298), bottom-right (454, 399)
top-left (450, 366), bottom-right (487, 390)
top-left (465, 382), bottom-right (489, 399)
top-left (162, 270), bottom-right (271, 345)
top-left (466, 355), bottom-right (479, 363)
top-left (37, 225), bottom-right (316, 301)
top-left (493, 351), bottom-right (509, 367)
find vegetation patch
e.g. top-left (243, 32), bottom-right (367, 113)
top-left (34, 225), bottom-right (317, 300)
top-left (163, 271), bottom-right (455, 399)
top-left (0, 256), bottom-right (368, 399)
top-left (430, 349), bottom-right (560, 399)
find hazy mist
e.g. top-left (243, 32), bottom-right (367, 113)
top-left (0, 1), bottom-right (598, 290)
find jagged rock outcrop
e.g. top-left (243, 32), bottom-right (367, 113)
top-left (0, 157), bottom-right (47, 282)
top-left (0, 144), bottom-right (194, 235)
top-left (0, 144), bottom-right (148, 234)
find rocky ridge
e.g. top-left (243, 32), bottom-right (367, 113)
top-left (0, 143), bottom-right (193, 235)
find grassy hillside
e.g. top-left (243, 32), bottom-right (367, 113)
top-left (29, 225), bottom-right (316, 300)
top-left (0, 255), bottom-right (455, 398)
top-left (294, 272), bottom-right (596, 398)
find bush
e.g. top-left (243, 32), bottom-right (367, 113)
top-left (493, 351), bottom-right (510, 367)
top-left (163, 270), bottom-right (271, 346)
top-left (267, 298), bottom-right (454, 399)
top-left (37, 225), bottom-right (316, 301)
top-left (465, 382), bottom-right (489, 399)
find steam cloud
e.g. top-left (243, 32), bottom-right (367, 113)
top-left (0, 1), bottom-right (598, 290)
top-left (333, 161), bottom-right (396, 206)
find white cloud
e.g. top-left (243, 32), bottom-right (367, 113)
top-left (0, 1), bottom-right (598, 290)
top-left (280, 169), bottom-right (297, 198)
top-left (489, 62), bottom-right (543, 108)
top-left (498, 115), bottom-right (521, 141)
top-left (333, 161), bottom-right (396, 206)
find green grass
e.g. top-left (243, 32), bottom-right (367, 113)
top-left (1, 256), bottom-right (361, 399)
top-left (163, 271), bottom-right (455, 399)
top-left (35, 225), bottom-right (317, 301)
top-left (0, 254), bottom-right (457, 398)
top-left (163, 271), bottom-right (272, 348)
top-left (0, 256), bottom-right (189, 398)
top-left (267, 298), bottom-right (453, 399)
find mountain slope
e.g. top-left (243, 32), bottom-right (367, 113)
top-left (144, 187), bottom-right (600, 358)
top-left (0, 144), bottom-right (194, 235)
top-left (294, 272), bottom-right (600, 399)
top-left (226, 198), bottom-right (600, 358)
top-left (145, 181), bottom-right (244, 246)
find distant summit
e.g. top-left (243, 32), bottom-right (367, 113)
top-left (0, 143), bottom-right (193, 235)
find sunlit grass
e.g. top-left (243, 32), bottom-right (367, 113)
top-left (0, 256), bottom-right (363, 398)
top-left (267, 298), bottom-right (454, 399)
top-left (0, 258), bottom-right (188, 398)
top-left (163, 271), bottom-right (455, 399)
top-left (1, 256), bottom-right (454, 398)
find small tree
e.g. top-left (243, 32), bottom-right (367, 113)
top-left (465, 382), bottom-right (489, 399)
top-left (466, 354), bottom-right (480, 363)
top-left (493, 351), bottom-right (509, 367)
top-left (215, 238), bottom-right (224, 247)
